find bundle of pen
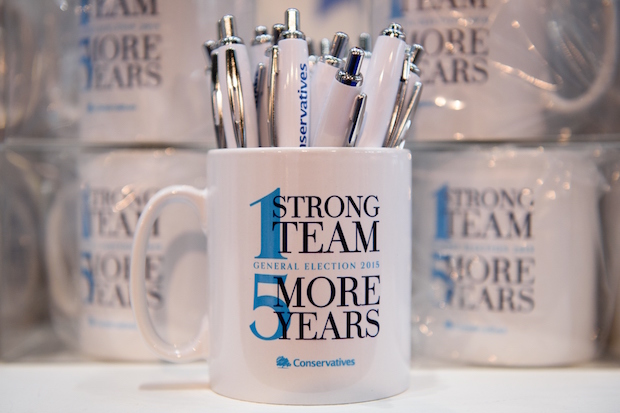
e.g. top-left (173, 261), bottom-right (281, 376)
top-left (203, 8), bottom-right (423, 149)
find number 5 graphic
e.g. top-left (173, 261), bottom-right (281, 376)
top-left (250, 274), bottom-right (291, 340)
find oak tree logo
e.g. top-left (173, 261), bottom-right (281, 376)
top-left (276, 356), bottom-right (291, 369)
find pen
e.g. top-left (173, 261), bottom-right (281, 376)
top-left (383, 43), bottom-right (416, 148)
top-left (250, 26), bottom-right (272, 91)
top-left (210, 15), bottom-right (259, 148)
top-left (266, 23), bottom-right (285, 147)
top-left (271, 23), bottom-right (286, 49)
top-left (272, 8), bottom-right (310, 147)
top-left (385, 44), bottom-right (424, 148)
top-left (309, 37), bottom-right (330, 80)
top-left (358, 33), bottom-right (372, 78)
top-left (307, 37), bottom-right (316, 57)
top-left (391, 45), bottom-right (424, 148)
top-left (307, 37), bottom-right (315, 57)
top-left (251, 26), bottom-right (273, 147)
top-left (309, 31), bottom-right (348, 146)
top-left (393, 80), bottom-right (422, 148)
top-left (204, 40), bottom-right (226, 148)
top-left (307, 37), bottom-right (318, 75)
top-left (203, 40), bottom-right (217, 69)
top-left (345, 93), bottom-right (367, 147)
top-left (313, 47), bottom-right (366, 147)
top-left (320, 38), bottom-right (330, 56)
top-left (355, 23), bottom-right (408, 148)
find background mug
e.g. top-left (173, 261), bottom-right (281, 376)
top-left (130, 147), bottom-right (412, 404)
top-left (410, 146), bottom-right (604, 366)
top-left (600, 149), bottom-right (620, 357)
top-left (374, 0), bottom-right (619, 140)
top-left (46, 149), bottom-right (207, 360)
top-left (76, 0), bottom-right (254, 144)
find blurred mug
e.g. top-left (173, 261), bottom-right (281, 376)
top-left (600, 148), bottom-right (620, 357)
top-left (130, 148), bottom-right (412, 404)
top-left (46, 149), bottom-right (207, 360)
top-left (0, 152), bottom-right (45, 335)
top-left (76, 0), bottom-right (253, 143)
top-left (377, 0), bottom-right (619, 140)
top-left (411, 146), bottom-right (604, 366)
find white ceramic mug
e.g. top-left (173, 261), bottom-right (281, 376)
top-left (46, 149), bottom-right (208, 360)
top-left (600, 149), bottom-right (620, 357)
top-left (0, 152), bottom-right (45, 334)
top-left (130, 148), bottom-right (412, 404)
top-left (76, 0), bottom-right (254, 143)
top-left (376, 0), bottom-right (619, 140)
top-left (411, 146), bottom-right (604, 366)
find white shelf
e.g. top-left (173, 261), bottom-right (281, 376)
top-left (2, 362), bottom-right (620, 412)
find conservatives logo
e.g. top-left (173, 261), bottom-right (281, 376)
top-left (276, 356), bottom-right (291, 369)
top-left (277, 356), bottom-right (355, 369)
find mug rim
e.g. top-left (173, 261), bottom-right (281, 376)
top-left (208, 147), bottom-right (412, 157)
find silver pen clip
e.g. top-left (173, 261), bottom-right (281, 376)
top-left (203, 40), bottom-right (216, 72)
top-left (225, 48), bottom-right (246, 148)
top-left (255, 62), bottom-right (266, 122)
top-left (386, 44), bottom-right (424, 148)
top-left (267, 44), bottom-right (279, 147)
top-left (393, 81), bottom-right (423, 148)
top-left (209, 51), bottom-right (226, 148)
top-left (391, 44), bottom-right (423, 148)
top-left (409, 43), bottom-right (424, 74)
top-left (346, 93), bottom-right (367, 147)
top-left (384, 51), bottom-right (411, 148)
top-left (397, 120), bottom-right (411, 149)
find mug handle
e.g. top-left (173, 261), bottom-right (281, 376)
top-left (130, 185), bottom-right (208, 362)
top-left (45, 184), bottom-right (81, 338)
top-left (547, 0), bottom-right (618, 114)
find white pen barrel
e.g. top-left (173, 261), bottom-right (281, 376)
top-left (357, 35), bottom-right (407, 147)
top-left (313, 81), bottom-right (359, 147)
top-left (217, 43), bottom-right (259, 148)
top-left (309, 62), bottom-right (339, 146)
top-left (308, 55), bottom-right (317, 79)
top-left (275, 38), bottom-right (310, 147)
